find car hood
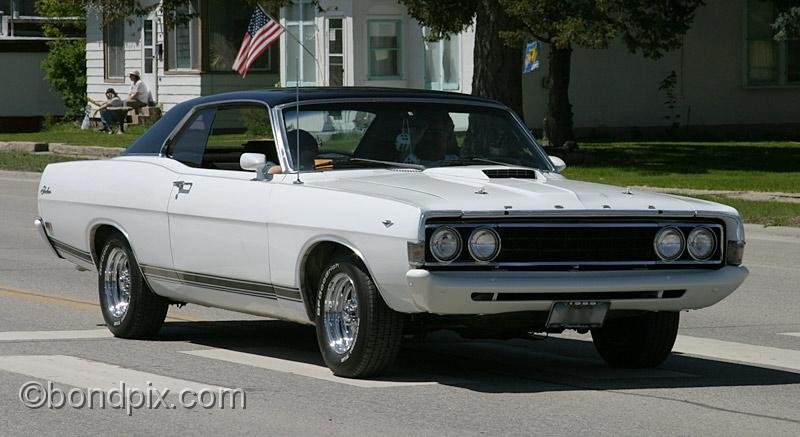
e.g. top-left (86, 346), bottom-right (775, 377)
top-left (310, 166), bottom-right (728, 214)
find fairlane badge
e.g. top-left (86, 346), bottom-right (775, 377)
top-left (40, 186), bottom-right (52, 195)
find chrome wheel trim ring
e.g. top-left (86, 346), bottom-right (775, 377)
top-left (103, 247), bottom-right (131, 320)
top-left (323, 272), bottom-right (360, 355)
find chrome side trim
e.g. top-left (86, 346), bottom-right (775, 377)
top-left (34, 217), bottom-right (62, 259)
top-left (49, 238), bottom-right (93, 265)
top-left (140, 265), bottom-right (303, 303)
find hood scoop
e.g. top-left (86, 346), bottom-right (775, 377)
top-left (482, 168), bottom-right (537, 179)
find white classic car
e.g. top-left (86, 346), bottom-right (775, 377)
top-left (36, 88), bottom-right (748, 377)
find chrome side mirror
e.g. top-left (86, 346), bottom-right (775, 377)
top-left (240, 153), bottom-right (271, 180)
top-left (549, 155), bottom-right (567, 173)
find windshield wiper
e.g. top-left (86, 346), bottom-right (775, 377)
top-left (350, 158), bottom-right (426, 171)
top-left (437, 157), bottom-right (522, 168)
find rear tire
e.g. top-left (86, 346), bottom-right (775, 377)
top-left (315, 256), bottom-right (403, 378)
top-left (98, 234), bottom-right (168, 339)
top-left (591, 311), bottom-right (679, 368)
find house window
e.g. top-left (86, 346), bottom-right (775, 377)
top-left (206, 0), bottom-right (274, 72)
top-left (104, 17), bottom-right (125, 81)
top-left (424, 30), bottom-right (460, 90)
top-left (746, 0), bottom-right (800, 85)
top-left (327, 18), bottom-right (344, 86)
top-left (166, 0), bottom-right (201, 71)
top-left (285, 0), bottom-right (316, 86)
top-left (368, 20), bottom-right (402, 79)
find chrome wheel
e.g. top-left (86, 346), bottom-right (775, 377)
top-left (323, 272), bottom-right (360, 355)
top-left (103, 247), bottom-right (131, 320)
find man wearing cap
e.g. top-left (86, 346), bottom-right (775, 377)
top-left (125, 70), bottom-right (151, 110)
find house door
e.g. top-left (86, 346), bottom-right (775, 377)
top-left (141, 18), bottom-right (157, 102)
top-left (326, 17), bottom-right (345, 86)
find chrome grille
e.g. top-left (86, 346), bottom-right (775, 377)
top-left (423, 220), bottom-right (725, 270)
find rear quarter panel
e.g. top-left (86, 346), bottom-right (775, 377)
top-left (38, 158), bottom-right (176, 270)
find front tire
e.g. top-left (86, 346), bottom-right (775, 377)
top-left (591, 311), bottom-right (679, 368)
top-left (98, 234), bottom-right (168, 339)
top-left (315, 256), bottom-right (403, 378)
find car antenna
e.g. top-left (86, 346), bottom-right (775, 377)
top-left (293, 55), bottom-right (303, 185)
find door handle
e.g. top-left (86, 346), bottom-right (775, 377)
top-left (173, 180), bottom-right (193, 198)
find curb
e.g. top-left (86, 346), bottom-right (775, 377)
top-left (0, 141), bottom-right (123, 158)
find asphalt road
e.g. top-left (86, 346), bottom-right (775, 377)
top-left (1, 170), bottom-right (799, 436)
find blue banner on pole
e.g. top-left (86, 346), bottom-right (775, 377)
top-left (523, 41), bottom-right (540, 74)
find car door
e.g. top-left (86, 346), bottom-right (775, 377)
top-left (161, 103), bottom-right (281, 314)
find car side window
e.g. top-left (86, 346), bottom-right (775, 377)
top-left (204, 105), bottom-right (276, 171)
top-left (168, 108), bottom-right (216, 167)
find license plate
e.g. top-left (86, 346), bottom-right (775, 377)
top-left (546, 301), bottom-right (610, 329)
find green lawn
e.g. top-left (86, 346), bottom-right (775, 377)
top-left (0, 123), bottom-right (147, 149)
top-left (692, 195), bottom-right (800, 227)
top-left (0, 151), bottom-right (82, 172)
top-left (561, 141), bottom-right (800, 192)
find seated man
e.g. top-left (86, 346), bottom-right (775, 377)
top-left (88, 88), bottom-right (124, 133)
top-left (268, 130), bottom-right (319, 174)
top-left (125, 70), bottom-right (152, 110)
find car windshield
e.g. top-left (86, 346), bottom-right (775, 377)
top-left (280, 101), bottom-right (552, 171)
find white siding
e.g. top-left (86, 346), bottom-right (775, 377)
top-left (86, 3), bottom-right (202, 113)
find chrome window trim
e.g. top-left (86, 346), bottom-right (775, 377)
top-left (271, 97), bottom-right (554, 173)
top-left (157, 99), bottom-right (285, 172)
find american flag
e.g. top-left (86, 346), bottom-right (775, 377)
top-left (232, 7), bottom-right (284, 77)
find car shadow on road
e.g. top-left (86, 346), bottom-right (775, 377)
top-left (155, 319), bottom-right (800, 394)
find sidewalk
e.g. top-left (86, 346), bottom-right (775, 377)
top-left (0, 141), bottom-right (123, 159)
top-left (634, 186), bottom-right (800, 204)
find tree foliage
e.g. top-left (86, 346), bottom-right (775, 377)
top-left (77, 0), bottom-right (290, 26)
top-left (500, 0), bottom-right (704, 58)
top-left (36, 0), bottom-right (87, 120)
top-left (401, 1), bottom-right (705, 146)
top-left (773, 4), bottom-right (800, 40)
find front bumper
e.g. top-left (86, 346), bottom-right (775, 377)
top-left (405, 266), bottom-right (748, 314)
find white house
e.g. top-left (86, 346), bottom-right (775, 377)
top-left (85, 0), bottom-right (475, 112)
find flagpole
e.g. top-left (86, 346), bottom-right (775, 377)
top-left (257, 3), bottom-right (327, 86)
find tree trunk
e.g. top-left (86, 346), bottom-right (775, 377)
top-left (472, 1), bottom-right (523, 118)
top-left (545, 46), bottom-right (575, 148)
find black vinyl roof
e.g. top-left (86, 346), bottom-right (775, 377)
top-left (187, 87), bottom-right (500, 107)
top-left (124, 87), bottom-right (504, 156)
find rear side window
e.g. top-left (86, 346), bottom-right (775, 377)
top-left (168, 108), bottom-right (216, 167)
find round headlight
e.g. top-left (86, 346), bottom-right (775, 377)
top-left (654, 227), bottom-right (685, 261)
top-left (467, 227), bottom-right (501, 262)
top-left (430, 227), bottom-right (462, 262)
top-left (687, 227), bottom-right (716, 260)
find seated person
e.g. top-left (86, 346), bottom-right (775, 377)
top-left (403, 112), bottom-right (459, 165)
top-left (88, 88), bottom-right (124, 133)
top-left (126, 70), bottom-right (152, 110)
top-left (268, 130), bottom-right (319, 175)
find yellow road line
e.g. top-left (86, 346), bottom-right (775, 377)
top-left (0, 284), bottom-right (204, 322)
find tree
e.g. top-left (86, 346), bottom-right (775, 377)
top-left (399, 0), bottom-right (524, 117)
top-left (772, 2), bottom-right (800, 40)
top-left (402, 1), bottom-right (705, 147)
top-left (36, 0), bottom-right (87, 120)
top-left (77, 0), bottom-right (285, 26)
